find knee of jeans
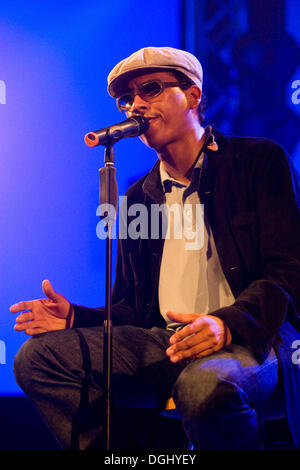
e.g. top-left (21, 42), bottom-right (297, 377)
top-left (173, 365), bottom-right (246, 422)
top-left (13, 336), bottom-right (46, 391)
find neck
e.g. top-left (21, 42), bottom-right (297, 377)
top-left (157, 126), bottom-right (206, 184)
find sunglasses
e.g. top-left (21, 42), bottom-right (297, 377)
top-left (116, 79), bottom-right (186, 112)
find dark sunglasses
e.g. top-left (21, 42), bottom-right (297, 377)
top-left (116, 79), bottom-right (186, 112)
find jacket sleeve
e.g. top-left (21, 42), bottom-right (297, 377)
top-left (213, 142), bottom-right (300, 362)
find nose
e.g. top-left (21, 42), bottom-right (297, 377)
top-left (129, 93), bottom-right (149, 114)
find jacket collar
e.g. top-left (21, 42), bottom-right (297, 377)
top-left (142, 126), bottom-right (229, 203)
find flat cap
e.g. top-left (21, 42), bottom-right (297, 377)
top-left (107, 46), bottom-right (203, 98)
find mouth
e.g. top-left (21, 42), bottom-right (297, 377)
top-left (144, 117), bottom-right (159, 136)
top-left (144, 116), bottom-right (160, 127)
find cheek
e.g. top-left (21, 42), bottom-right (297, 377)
top-left (164, 95), bottom-right (188, 125)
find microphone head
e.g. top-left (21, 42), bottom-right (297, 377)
top-left (84, 115), bottom-right (150, 148)
top-left (129, 115), bottom-right (149, 135)
top-left (84, 132), bottom-right (99, 147)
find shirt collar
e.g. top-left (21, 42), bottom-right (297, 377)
top-left (159, 151), bottom-right (205, 194)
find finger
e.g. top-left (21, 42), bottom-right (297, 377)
top-left (166, 333), bottom-right (207, 360)
top-left (15, 312), bottom-right (34, 323)
top-left (24, 327), bottom-right (47, 336)
top-left (14, 321), bottom-right (34, 331)
top-left (168, 338), bottom-right (217, 362)
top-left (42, 279), bottom-right (58, 302)
top-left (168, 330), bottom-right (209, 355)
top-left (192, 345), bottom-right (219, 359)
top-left (14, 319), bottom-right (44, 332)
top-left (10, 301), bottom-right (33, 313)
top-left (166, 311), bottom-right (199, 324)
top-left (169, 317), bottom-right (205, 345)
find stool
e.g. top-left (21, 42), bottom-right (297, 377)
top-left (161, 397), bottom-right (294, 449)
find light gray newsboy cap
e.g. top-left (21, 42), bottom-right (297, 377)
top-left (107, 46), bottom-right (203, 98)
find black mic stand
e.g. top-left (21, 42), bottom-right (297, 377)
top-left (85, 116), bottom-right (148, 450)
top-left (99, 144), bottom-right (118, 451)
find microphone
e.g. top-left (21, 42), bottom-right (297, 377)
top-left (84, 116), bottom-right (149, 147)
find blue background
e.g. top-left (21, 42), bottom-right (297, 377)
top-left (0, 0), bottom-right (299, 395)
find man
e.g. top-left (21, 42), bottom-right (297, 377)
top-left (11, 47), bottom-right (300, 450)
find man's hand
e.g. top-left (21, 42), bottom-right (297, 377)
top-left (165, 311), bottom-right (232, 363)
top-left (10, 280), bottom-right (74, 335)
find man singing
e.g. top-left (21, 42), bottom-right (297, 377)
top-left (11, 46), bottom-right (300, 450)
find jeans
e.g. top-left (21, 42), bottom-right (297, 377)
top-left (13, 325), bottom-right (282, 450)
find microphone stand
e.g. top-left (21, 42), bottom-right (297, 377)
top-left (99, 144), bottom-right (118, 451)
top-left (85, 116), bottom-right (148, 450)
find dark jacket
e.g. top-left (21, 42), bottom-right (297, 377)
top-left (73, 129), bottom-right (300, 445)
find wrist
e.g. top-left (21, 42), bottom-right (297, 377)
top-left (65, 304), bottom-right (74, 329)
top-left (224, 323), bottom-right (232, 346)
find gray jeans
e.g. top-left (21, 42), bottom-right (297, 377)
top-left (13, 325), bottom-right (282, 450)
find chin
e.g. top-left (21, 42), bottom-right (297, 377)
top-left (140, 132), bottom-right (169, 152)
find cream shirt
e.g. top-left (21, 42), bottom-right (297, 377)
top-left (158, 156), bottom-right (235, 331)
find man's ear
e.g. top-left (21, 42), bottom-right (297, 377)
top-left (186, 85), bottom-right (202, 110)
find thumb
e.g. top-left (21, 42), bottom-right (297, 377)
top-left (42, 279), bottom-right (60, 302)
top-left (166, 311), bottom-right (199, 323)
